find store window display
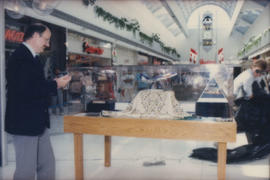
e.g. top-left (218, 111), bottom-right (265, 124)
top-left (84, 68), bottom-right (116, 113)
top-left (95, 69), bottom-right (116, 100)
top-left (151, 69), bottom-right (176, 90)
top-left (80, 70), bottom-right (96, 110)
top-left (119, 68), bottom-right (135, 102)
top-left (69, 71), bottom-right (84, 99)
top-left (135, 70), bottom-right (152, 91)
top-left (66, 65), bottom-right (233, 121)
top-left (51, 68), bottom-right (65, 115)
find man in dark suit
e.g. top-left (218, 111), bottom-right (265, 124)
top-left (5, 23), bottom-right (71, 180)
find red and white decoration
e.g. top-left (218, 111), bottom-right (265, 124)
top-left (82, 41), bottom-right (104, 55)
top-left (189, 48), bottom-right (198, 64)
top-left (218, 48), bottom-right (224, 63)
top-left (112, 47), bottom-right (117, 57)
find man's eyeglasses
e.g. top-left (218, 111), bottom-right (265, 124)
top-left (39, 34), bottom-right (50, 43)
top-left (255, 69), bottom-right (264, 74)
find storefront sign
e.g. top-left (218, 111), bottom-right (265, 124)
top-left (199, 59), bottom-right (216, 64)
top-left (5, 28), bottom-right (24, 43)
top-left (83, 42), bottom-right (104, 55)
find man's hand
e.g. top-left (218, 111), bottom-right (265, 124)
top-left (55, 74), bottom-right (71, 89)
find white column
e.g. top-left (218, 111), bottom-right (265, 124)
top-left (0, 0), bottom-right (6, 166)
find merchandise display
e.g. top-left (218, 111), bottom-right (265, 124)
top-left (66, 64), bottom-right (234, 121)
top-left (102, 89), bottom-right (190, 119)
top-left (195, 78), bottom-right (230, 118)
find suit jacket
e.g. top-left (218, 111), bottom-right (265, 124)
top-left (5, 44), bottom-right (57, 136)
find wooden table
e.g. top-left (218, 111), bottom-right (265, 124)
top-left (64, 115), bottom-right (236, 180)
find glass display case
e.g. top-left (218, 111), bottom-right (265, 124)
top-left (64, 64), bottom-right (234, 121)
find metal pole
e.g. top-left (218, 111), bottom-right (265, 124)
top-left (0, 0), bottom-right (6, 167)
top-left (215, 10), bottom-right (218, 63)
top-left (198, 12), bottom-right (201, 64)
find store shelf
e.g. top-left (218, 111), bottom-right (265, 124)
top-left (67, 51), bottom-right (111, 60)
top-left (248, 45), bottom-right (270, 59)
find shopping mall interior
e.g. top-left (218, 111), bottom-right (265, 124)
top-left (0, 0), bottom-right (270, 179)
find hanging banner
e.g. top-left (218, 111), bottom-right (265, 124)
top-left (201, 12), bottom-right (213, 52)
top-left (190, 48), bottom-right (198, 64)
top-left (218, 48), bottom-right (224, 63)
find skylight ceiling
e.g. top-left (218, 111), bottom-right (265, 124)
top-left (143, 0), bottom-right (239, 38)
top-left (241, 9), bottom-right (262, 24)
top-left (143, 1), bottom-right (181, 37)
top-left (98, 0), bottom-right (269, 41)
top-left (254, 0), bottom-right (270, 7)
top-left (232, 0), bottom-right (269, 35)
top-left (175, 0), bottom-right (238, 21)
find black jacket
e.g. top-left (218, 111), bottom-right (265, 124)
top-left (5, 44), bottom-right (57, 136)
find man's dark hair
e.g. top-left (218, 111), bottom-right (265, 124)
top-left (253, 59), bottom-right (267, 71)
top-left (253, 55), bottom-right (261, 60)
top-left (23, 23), bottom-right (49, 41)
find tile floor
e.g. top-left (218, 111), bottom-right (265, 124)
top-left (1, 103), bottom-right (269, 180)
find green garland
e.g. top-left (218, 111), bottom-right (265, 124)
top-left (238, 27), bottom-right (270, 57)
top-left (94, 6), bottom-right (180, 59)
top-left (139, 32), bottom-right (153, 46)
top-left (95, 6), bottom-right (140, 33)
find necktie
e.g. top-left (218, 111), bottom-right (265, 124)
top-left (35, 55), bottom-right (40, 62)
top-left (34, 55), bottom-right (44, 70)
top-left (35, 55), bottom-right (42, 65)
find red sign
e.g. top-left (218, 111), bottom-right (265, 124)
top-left (5, 29), bottom-right (24, 43)
top-left (83, 42), bottom-right (104, 55)
top-left (199, 59), bottom-right (216, 64)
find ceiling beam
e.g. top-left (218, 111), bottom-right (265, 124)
top-left (161, 0), bottom-right (189, 38)
top-left (228, 0), bottom-right (245, 37)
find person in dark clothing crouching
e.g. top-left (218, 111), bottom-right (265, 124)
top-left (234, 59), bottom-right (270, 144)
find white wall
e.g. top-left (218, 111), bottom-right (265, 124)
top-left (114, 45), bottom-right (137, 65)
top-left (67, 32), bottom-right (111, 59)
top-left (177, 29), bottom-right (199, 63)
top-left (218, 33), bottom-right (242, 62)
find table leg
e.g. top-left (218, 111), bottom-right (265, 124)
top-left (217, 142), bottom-right (227, 180)
top-left (105, 136), bottom-right (111, 167)
top-left (74, 133), bottom-right (83, 180)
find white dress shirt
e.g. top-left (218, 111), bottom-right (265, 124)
top-left (22, 42), bottom-right (37, 58)
top-left (234, 68), bottom-right (257, 99)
